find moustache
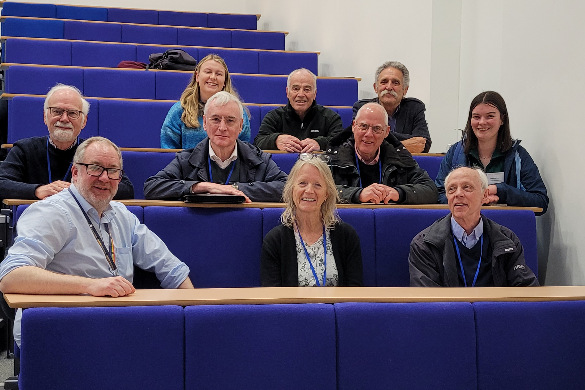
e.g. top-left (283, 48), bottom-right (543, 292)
top-left (55, 121), bottom-right (74, 129)
top-left (380, 90), bottom-right (398, 98)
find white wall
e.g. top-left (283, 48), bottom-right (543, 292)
top-left (11, 0), bottom-right (584, 285)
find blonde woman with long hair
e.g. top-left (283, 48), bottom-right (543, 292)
top-left (261, 154), bottom-right (363, 286)
top-left (160, 54), bottom-right (251, 149)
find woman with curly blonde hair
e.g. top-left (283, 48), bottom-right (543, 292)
top-left (160, 54), bottom-right (251, 149)
top-left (261, 154), bottom-right (363, 287)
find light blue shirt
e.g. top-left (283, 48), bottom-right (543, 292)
top-left (450, 216), bottom-right (484, 249)
top-left (0, 184), bottom-right (190, 345)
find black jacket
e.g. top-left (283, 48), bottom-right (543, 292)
top-left (352, 97), bottom-right (431, 152)
top-left (327, 135), bottom-right (438, 204)
top-left (0, 136), bottom-right (134, 200)
top-left (254, 101), bottom-right (344, 150)
top-left (408, 214), bottom-right (539, 287)
top-left (261, 222), bottom-right (363, 287)
top-left (143, 139), bottom-right (287, 202)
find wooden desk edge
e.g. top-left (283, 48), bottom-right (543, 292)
top-left (1, 199), bottom-right (543, 213)
top-left (5, 286), bottom-right (585, 308)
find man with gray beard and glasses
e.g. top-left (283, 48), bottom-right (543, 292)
top-left (0, 84), bottom-right (134, 201)
top-left (349, 61), bottom-right (432, 153)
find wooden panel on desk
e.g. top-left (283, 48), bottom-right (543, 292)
top-left (6, 286), bottom-right (585, 308)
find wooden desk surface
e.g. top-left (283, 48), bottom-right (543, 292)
top-left (1, 198), bottom-right (543, 213)
top-left (5, 286), bottom-right (585, 308)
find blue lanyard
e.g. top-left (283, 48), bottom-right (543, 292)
top-left (354, 152), bottom-right (382, 188)
top-left (296, 224), bottom-right (327, 287)
top-left (46, 138), bottom-right (74, 182)
top-left (453, 235), bottom-right (483, 287)
top-left (208, 156), bottom-right (236, 184)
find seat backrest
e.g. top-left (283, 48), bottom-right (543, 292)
top-left (56, 4), bottom-right (108, 21)
top-left (107, 8), bottom-right (158, 24)
top-left (72, 41), bottom-right (137, 68)
top-left (63, 19), bottom-right (121, 42)
top-left (184, 304), bottom-right (336, 389)
top-left (158, 10), bottom-right (207, 28)
top-left (143, 206), bottom-right (263, 287)
top-left (336, 302), bottom-right (477, 389)
top-left (3, 38), bottom-right (72, 66)
top-left (84, 68), bottom-right (156, 99)
top-left (473, 301), bottom-right (585, 390)
top-left (20, 306), bottom-right (184, 390)
top-left (269, 153), bottom-right (298, 174)
top-left (207, 13), bottom-right (258, 30)
top-left (120, 151), bottom-right (175, 199)
top-left (177, 27), bottom-right (232, 48)
top-left (121, 24), bottom-right (178, 45)
top-left (4, 65), bottom-right (83, 95)
top-left (258, 51), bottom-right (318, 76)
top-left (413, 155), bottom-right (443, 181)
top-left (99, 100), bottom-right (173, 149)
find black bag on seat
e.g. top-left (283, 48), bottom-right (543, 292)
top-left (147, 49), bottom-right (197, 71)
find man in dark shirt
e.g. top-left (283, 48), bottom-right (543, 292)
top-left (0, 83), bottom-right (134, 201)
top-left (353, 61), bottom-right (431, 153)
top-left (408, 166), bottom-right (538, 287)
top-left (254, 68), bottom-right (343, 152)
top-left (328, 103), bottom-right (437, 204)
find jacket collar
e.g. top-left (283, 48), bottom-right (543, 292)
top-left (187, 139), bottom-right (264, 178)
top-left (329, 138), bottom-right (417, 170)
top-left (285, 100), bottom-right (318, 122)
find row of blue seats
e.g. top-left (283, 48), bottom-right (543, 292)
top-left (3, 65), bottom-right (358, 106)
top-left (119, 151), bottom-right (443, 199)
top-left (1, 16), bottom-right (284, 50)
top-left (21, 300), bottom-right (581, 389)
top-left (6, 95), bottom-right (354, 151)
top-left (1, 37), bottom-right (319, 76)
top-left (14, 205), bottom-right (538, 286)
top-left (2, 1), bottom-right (259, 30)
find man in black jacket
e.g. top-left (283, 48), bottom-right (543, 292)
top-left (328, 103), bottom-right (437, 204)
top-left (145, 91), bottom-right (287, 202)
top-left (254, 68), bottom-right (343, 152)
top-left (352, 61), bottom-right (431, 153)
top-left (0, 83), bottom-right (134, 201)
top-left (408, 166), bottom-right (538, 287)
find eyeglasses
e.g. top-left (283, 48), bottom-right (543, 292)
top-left (207, 116), bottom-right (240, 128)
top-left (354, 122), bottom-right (386, 135)
top-left (76, 163), bottom-right (123, 180)
top-left (47, 107), bottom-right (84, 120)
top-left (299, 152), bottom-right (330, 163)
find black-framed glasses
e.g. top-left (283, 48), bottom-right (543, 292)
top-left (299, 152), bottom-right (330, 163)
top-left (355, 122), bottom-right (386, 135)
top-left (76, 163), bottom-right (123, 180)
top-left (47, 107), bottom-right (84, 120)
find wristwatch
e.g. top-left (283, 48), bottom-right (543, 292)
top-left (232, 183), bottom-right (239, 190)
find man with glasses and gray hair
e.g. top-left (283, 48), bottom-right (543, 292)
top-left (0, 136), bottom-right (194, 347)
top-left (352, 61), bottom-right (431, 153)
top-left (145, 91), bottom-right (287, 202)
top-left (0, 83), bottom-right (134, 202)
top-left (328, 103), bottom-right (437, 204)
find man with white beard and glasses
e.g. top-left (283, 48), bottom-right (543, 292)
top-left (0, 84), bottom-right (134, 201)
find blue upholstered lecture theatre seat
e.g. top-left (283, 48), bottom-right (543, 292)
top-left (17, 300), bottom-right (585, 389)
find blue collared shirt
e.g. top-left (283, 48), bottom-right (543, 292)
top-left (0, 184), bottom-right (190, 346)
top-left (450, 216), bottom-right (484, 249)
